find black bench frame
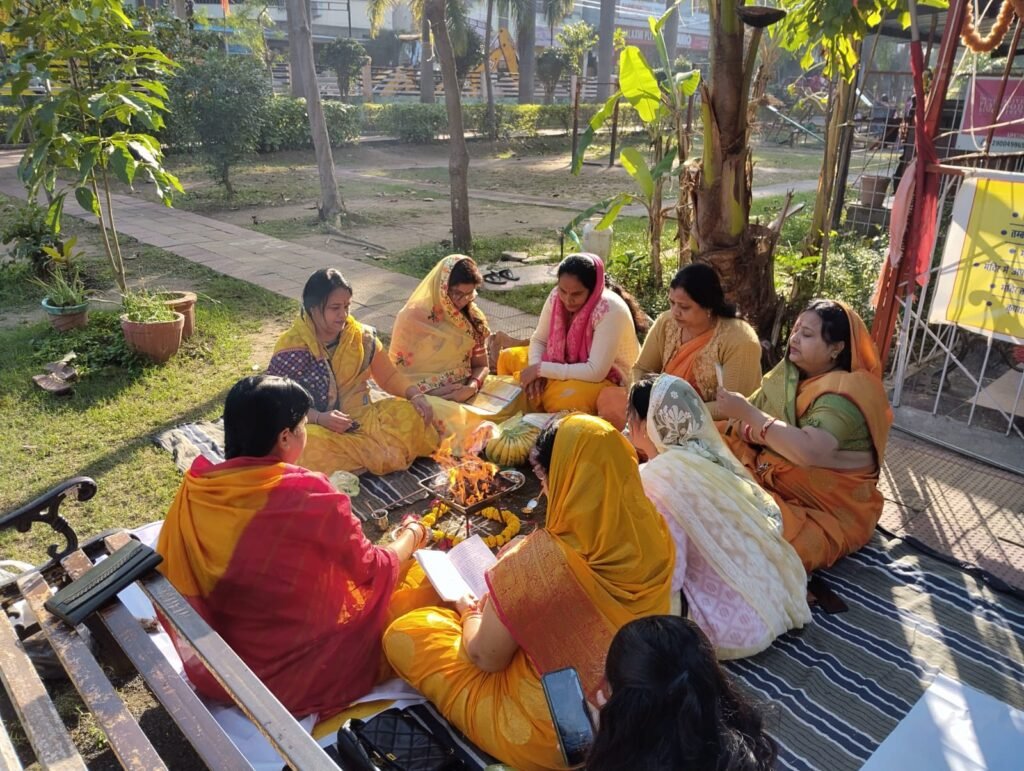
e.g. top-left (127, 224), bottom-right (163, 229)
top-left (0, 477), bottom-right (337, 770)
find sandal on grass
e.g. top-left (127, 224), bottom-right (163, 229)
top-left (497, 268), bottom-right (520, 281)
top-left (483, 271), bottom-right (507, 285)
top-left (32, 373), bottom-right (74, 396)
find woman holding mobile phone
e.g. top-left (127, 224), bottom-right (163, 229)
top-left (383, 414), bottom-right (674, 771)
top-left (587, 615), bottom-right (776, 771)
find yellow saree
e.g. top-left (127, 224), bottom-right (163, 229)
top-left (268, 314), bottom-right (438, 476)
top-left (389, 256), bottom-right (522, 450)
top-left (383, 415), bottom-right (673, 771)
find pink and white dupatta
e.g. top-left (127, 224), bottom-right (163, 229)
top-left (543, 253), bottom-right (606, 365)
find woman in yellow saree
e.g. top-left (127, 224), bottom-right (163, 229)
top-left (389, 255), bottom-right (523, 451)
top-left (383, 415), bottom-right (674, 771)
top-left (267, 269), bottom-right (439, 476)
top-left (717, 300), bottom-right (893, 572)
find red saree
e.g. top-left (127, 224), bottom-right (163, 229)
top-left (157, 456), bottom-right (400, 717)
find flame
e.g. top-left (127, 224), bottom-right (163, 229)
top-left (432, 433), bottom-right (501, 507)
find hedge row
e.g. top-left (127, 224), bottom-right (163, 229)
top-left (0, 105), bottom-right (25, 144)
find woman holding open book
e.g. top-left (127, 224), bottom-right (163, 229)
top-left (389, 255), bottom-right (523, 450)
top-left (383, 414), bottom-right (674, 771)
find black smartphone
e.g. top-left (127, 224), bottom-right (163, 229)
top-left (541, 667), bottom-right (595, 768)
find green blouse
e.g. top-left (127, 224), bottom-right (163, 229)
top-left (799, 394), bottom-right (872, 451)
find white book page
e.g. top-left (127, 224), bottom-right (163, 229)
top-left (446, 535), bottom-right (498, 600)
top-left (415, 549), bottom-right (473, 602)
top-left (464, 380), bottom-right (523, 416)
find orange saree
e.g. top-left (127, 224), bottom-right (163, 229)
top-left (722, 304), bottom-right (893, 572)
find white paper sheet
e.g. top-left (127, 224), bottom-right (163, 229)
top-left (862, 674), bottom-right (1024, 771)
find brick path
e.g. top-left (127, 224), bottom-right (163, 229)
top-left (0, 150), bottom-right (538, 338)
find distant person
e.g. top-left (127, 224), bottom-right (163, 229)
top-left (587, 615), bottom-right (777, 771)
top-left (267, 268), bottom-right (438, 475)
top-left (716, 300), bottom-right (893, 572)
top-left (497, 253), bottom-right (647, 415)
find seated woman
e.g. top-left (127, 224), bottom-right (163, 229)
top-left (267, 268), bottom-right (439, 476)
top-left (383, 414), bottom-right (674, 771)
top-left (497, 253), bottom-right (647, 414)
top-left (389, 255), bottom-right (524, 450)
top-left (587, 616), bottom-right (777, 771)
top-left (156, 375), bottom-right (439, 719)
top-left (717, 300), bottom-right (893, 572)
top-left (626, 375), bottom-right (810, 658)
top-left (597, 263), bottom-right (762, 429)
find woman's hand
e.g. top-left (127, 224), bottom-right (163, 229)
top-left (409, 393), bottom-right (434, 425)
top-left (426, 383), bottom-right (461, 398)
top-left (519, 363), bottom-right (542, 387)
top-left (715, 386), bottom-right (758, 423)
top-left (449, 384), bottom-right (479, 403)
top-left (455, 593), bottom-right (481, 617)
top-left (315, 410), bottom-right (355, 434)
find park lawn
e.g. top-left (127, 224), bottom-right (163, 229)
top-left (0, 216), bottom-right (295, 564)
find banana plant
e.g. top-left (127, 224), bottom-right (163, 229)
top-left (567, 4), bottom-right (699, 288)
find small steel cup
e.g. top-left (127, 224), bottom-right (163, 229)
top-left (372, 509), bottom-right (390, 531)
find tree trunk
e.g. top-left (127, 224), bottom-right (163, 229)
top-left (484, 0), bottom-right (497, 138)
top-left (663, 0), bottom-right (680, 64)
top-left (172, 0), bottom-right (188, 19)
top-left (287, 4), bottom-right (306, 98)
top-left (649, 138), bottom-right (665, 287)
top-left (288, 0), bottom-right (345, 224)
top-left (517, 5), bottom-right (535, 103)
top-left (691, 0), bottom-right (775, 335)
top-left (596, 0), bottom-right (615, 102)
top-left (420, 15), bottom-right (435, 103)
top-left (425, 0), bottom-right (472, 252)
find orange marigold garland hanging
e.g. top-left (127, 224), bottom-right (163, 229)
top-left (961, 0), bottom-right (1017, 54)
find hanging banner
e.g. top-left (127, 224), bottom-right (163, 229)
top-left (956, 75), bottom-right (1024, 153)
top-left (928, 172), bottom-right (1024, 344)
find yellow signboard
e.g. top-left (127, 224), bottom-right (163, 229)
top-left (928, 173), bottom-right (1024, 344)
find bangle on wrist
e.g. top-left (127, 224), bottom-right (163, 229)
top-left (312, 412), bottom-right (320, 426)
top-left (742, 422), bottom-right (754, 444)
top-left (759, 417), bottom-right (777, 442)
top-left (460, 609), bottom-right (482, 625)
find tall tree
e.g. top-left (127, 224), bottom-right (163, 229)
top-left (287, 2), bottom-right (306, 97)
top-left (516, 0), bottom-right (536, 103)
top-left (424, 0), bottom-right (472, 250)
top-left (287, 0), bottom-right (344, 224)
top-left (596, 0), bottom-right (615, 101)
top-left (542, 0), bottom-right (574, 42)
top-left (484, 0), bottom-right (497, 136)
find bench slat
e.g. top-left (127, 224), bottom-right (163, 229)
top-left (61, 550), bottom-right (253, 771)
top-left (18, 572), bottom-right (168, 771)
top-left (0, 714), bottom-right (24, 771)
top-left (136, 574), bottom-right (335, 770)
top-left (0, 606), bottom-right (86, 771)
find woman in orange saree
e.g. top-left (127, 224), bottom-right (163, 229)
top-left (717, 300), bottom-right (893, 572)
top-left (267, 269), bottom-right (439, 475)
top-left (157, 375), bottom-right (438, 719)
top-left (597, 263), bottom-right (761, 429)
top-left (382, 415), bottom-right (674, 771)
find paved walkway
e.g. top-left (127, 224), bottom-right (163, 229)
top-left (0, 150), bottom-right (539, 339)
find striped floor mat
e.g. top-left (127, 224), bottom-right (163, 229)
top-left (726, 533), bottom-right (1024, 770)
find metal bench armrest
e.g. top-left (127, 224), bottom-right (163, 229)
top-left (0, 477), bottom-right (92, 576)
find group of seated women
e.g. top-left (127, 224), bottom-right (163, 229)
top-left (156, 251), bottom-right (892, 770)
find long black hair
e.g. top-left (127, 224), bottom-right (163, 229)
top-left (558, 254), bottom-right (650, 337)
top-left (587, 616), bottom-right (776, 771)
top-left (224, 375), bottom-right (313, 459)
top-left (804, 298), bottom-right (852, 371)
top-left (301, 268), bottom-right (352, 318)
top-left (670, 263), bottom-right (738, 318)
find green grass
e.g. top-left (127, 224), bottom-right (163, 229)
top-left (0, 222), bottom-right (295, 564)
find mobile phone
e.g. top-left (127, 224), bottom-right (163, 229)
top-left (541, 667), bottom-right (595, 768)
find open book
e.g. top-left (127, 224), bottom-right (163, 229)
top-left (463, 379), bottom-right (522, 417)
top-left (415, 535), bottom-right (497, 602)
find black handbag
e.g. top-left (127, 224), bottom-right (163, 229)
top-left (341, 708), bottom-right (461, 771)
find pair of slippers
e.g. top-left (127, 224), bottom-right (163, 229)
top-left (483, 268), bottom-right (519, 285)
top-left (32, 357), bottom-right (78, 396)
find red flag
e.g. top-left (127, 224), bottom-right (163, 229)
top-left (221, 0), bottom-right (230, 17)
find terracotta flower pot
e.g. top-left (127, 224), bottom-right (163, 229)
top-left (859, 175), bottom-right (889, 207)
top-left (158, 291), bottom-right (197, 339)
top-left (41, 297), bottom-right (89, 332)
top-left (120, 312), bottom-right (184, 364)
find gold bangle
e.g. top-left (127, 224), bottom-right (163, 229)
top-left (460, 609), bottom-right (483, 625)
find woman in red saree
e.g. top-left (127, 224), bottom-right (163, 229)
top-left (157, 375), bottom-right (438, 718)
top-left (717, 300), bottom-right (893, 572)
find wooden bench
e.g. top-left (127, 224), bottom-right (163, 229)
top-left (0, 477), bottom-right (337, 770)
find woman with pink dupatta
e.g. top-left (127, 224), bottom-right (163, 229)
top-left (496, 253), bottom-right (647, 413)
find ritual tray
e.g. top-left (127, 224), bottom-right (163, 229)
top-left (419, 464), bottom-right (525, 517)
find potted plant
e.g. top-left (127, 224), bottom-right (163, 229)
top-left (120, 291), bottom-right (184, 364)
top-left (859, 175), bottom-right (890, 208)
top-left (157, 291), bottom-right (198, 339)
top-left (35, 266), bottom-right (89, 332)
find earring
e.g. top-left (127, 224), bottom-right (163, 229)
top-left (830, 351), bottom-right (839, 360)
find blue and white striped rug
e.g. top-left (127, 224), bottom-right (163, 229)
top-left (726, 534), bottom-right (1024, 770)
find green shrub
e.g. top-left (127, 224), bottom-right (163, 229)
top-left (820, 234), bottom-right (886, 324)
top-left (33, 311), bottom-right (145, 375)
top-left (0, 201), bottom-right (63, 276)
top-left (319, 37), bottom-right (367, 100)
top-left (386, 103), bottom-right (449, 143)
top-left (0, 105), bottom-right (25, 144)
top-left (323, 101), bottom-right (361, 145)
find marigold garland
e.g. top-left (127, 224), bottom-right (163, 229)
top-left (961, 0), bottom-right (1019, 54)
top-left (421, 502), bottom-right (521, 549)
